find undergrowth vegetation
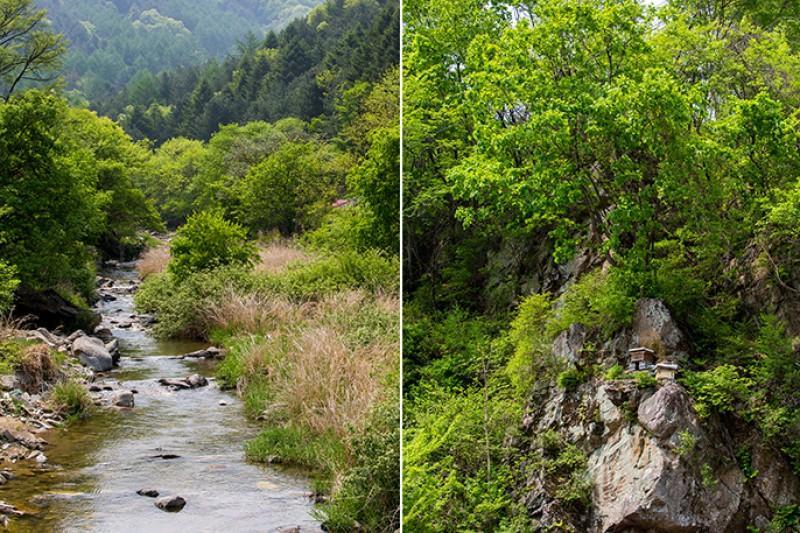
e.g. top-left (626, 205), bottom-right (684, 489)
top-left (403, 0), bottom-right (800, 528)
top-left (136, 235), bottom-right (400, 530)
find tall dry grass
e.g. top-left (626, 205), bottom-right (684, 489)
top-left (137, 246), bottom-right (170, 279)
top-left (255, 242), bottom-right (310, 275)
top-left (205, 288), bottom-right (312, 333)
top-left (0, 313), bottom-right (28, 339)
top-left (215, 288), bottom-right (398, 439)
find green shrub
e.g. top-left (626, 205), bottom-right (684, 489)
top-left (557, 368), bottom-right (582, 391)
top-left (266, 249), bottom-right (399, 299)
top-left (403, 387), bottom-right (521, 531)
top-left (682, 365), bottom-right (754, 418)
top-left (50, 381), bottom-right (93, 419)
top-left (135, 266), bottom-right (255, 338)
top-left (546, 269), bottom-right (635, 338)
top-left (0, 262), bottom-right (19, 314)
top-left (767, 504), bottom-right (800, 533)
top-left (633, 371), bottom-right (658, 389)
top-left (304, 205), bottom-right (372, 253)
top-left (169, 210), bottom-right (257, 279)
top-left (675, 430), bottom-right (697, 459)
top-left (604, 364), bottom-right (625, 380)
top-left (700, 463), bottom-right (717, 489)
top-left (735, 446), bottom-right (759, 480)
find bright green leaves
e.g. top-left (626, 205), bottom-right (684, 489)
top-left (0, 0), bottom-right (66, 100)
top-left (169, 211), bottom-right (257, 280)
top-left (0, 90), bottom-right (105, 295)
top-left (238, 141), bottom-right (352, 236)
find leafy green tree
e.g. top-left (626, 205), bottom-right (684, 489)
top-left (61, 106), bottom-right (163, 257)
top-left (0, 0), bottom-right (66, 100)
top-left (169, 210), bottom-right (257, 279)
top-left (237, 141), bottom-right (352, 235)
top-left (0, 90), bottom-right (105, 295)
top-left (143, 137), bottom-right (207, 226)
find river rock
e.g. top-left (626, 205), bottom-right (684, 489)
top-left (155, 495), bottom-right (186, 512)
top-left (186, 374), bottom-right (208, 388)
top-left (72, 336), bottom-right (114, 372)
top-left (113, 390), bottom-right (134, 408)
top-left (137, 488), bottom-right (159, 498)
top-left (0, 501), bottom-right (25, 517)
top-left (158, 378), bottom-right (191, 390)
top-left (105, 339), bottom-right (120, 363)
top-left (182, 346), bottom-right (223, 359)
top-left (94, 326), bottom-right (113, 341)
top-left (0, 376), bottom-right (17, 392)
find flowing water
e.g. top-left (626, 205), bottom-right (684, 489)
top-left (1, 266), bottom-right (319, 532)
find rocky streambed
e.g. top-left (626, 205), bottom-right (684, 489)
top-left (0, 262), bottom-right (319, 532)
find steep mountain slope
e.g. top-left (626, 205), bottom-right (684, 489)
top-left (95, 0), bottom-right (399, 142)
top-left (36, 0), bottom-right (322, 100)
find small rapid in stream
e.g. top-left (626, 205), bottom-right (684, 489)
top-left (1, 264), bottom-right (319, 532)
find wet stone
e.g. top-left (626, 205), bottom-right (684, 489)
top-left (155, 495), bottom-right (186, 512)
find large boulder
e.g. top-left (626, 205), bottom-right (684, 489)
top-left (637, 382), bottom-right (697, 440)
top-left (631, 299), bottom-right (688, 358)
top-left (72, 336), bottom-right (113, 372)
top-left (12, 289), bottom-right (99, 332)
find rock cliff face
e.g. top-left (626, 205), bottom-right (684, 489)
top-left (517, 298), bottom-right (800, 532)
top-left (519, 378), bottom-right (800, 532)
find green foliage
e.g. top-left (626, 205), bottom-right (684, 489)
top-left (505, 269), bottom-right (633, 396)
top-left (557, 368), bottom-right (582, 392)
top-left (96, 0), bottom-right (399, 143)
top-left (50, 381), bottom-right (93, 419)
top-left (735, 446), bottom-right (760, 481)
top-left (0, 262), bottom-right (19, 314)
top-left (169, 211), bottom-right (257, 279)
top-left (237, 141), bottom-right (351, 235)
top-left (135, 266), bottom-right (254, 338)
top-left (37, 0), bottom-right (323, 103)
top-left (403, 387), bottom-right (521, 531)
top-left (245, 425), bottom-right (346, 478)
top-left (266, 250), bottom-right (399, 299)
top-left (700, 463), bottom-right (717, 490)
top-left (604, 364), bottom-right (625, 381)
top-left (675, 430), bottom-right (698, 459)
top-left (304, 205), bottom-right (374, 252)
top-left (767, 505), bottom-right (800, 533)
top-left (633, 371), bottom-right (658, 390)
top-left (0, 0), bottom-right (66, 100)
top-left (0, 90), bottom-right (105, 297)
top-left (532, 430), bottom-right (592, 508)
top-left (683, 365), bottom-right (755, 419)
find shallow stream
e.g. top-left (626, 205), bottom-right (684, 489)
top-left (1, 266), bottom-right (319, 532)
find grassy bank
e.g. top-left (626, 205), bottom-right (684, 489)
top-left (136, 239), bottom-right (400, 531)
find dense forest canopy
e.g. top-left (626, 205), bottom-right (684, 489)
top-left (34, 0), bottom-right (323, 102)
top-left (88, 0), bottom-right (399, 143)
top-left (403, 0), bottom-right (800, 529)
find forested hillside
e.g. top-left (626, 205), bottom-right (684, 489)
top-left (2, 0), bottom-right (399, 529)
top-left (93, 0), bottom-right (399, 143)
top-left (36, 0), bottom-right (322, 101)
top-left (404, 0), bottom-right (800, 530)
